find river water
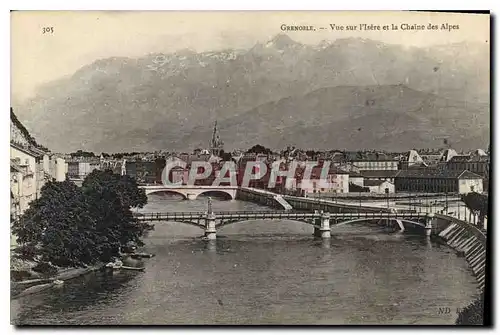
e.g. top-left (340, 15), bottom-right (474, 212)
top-left (11, 194), bottom-right (479, 325)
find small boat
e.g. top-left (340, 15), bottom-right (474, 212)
top-left (120, 266), bottom-right (145, 272)
top-left (53, 279), bottom-right (64, 286)
top-left (130, 253), bottom-right (155, 259)
top-left (201, 236), bottom-right (210, 241)
top-left (105, 259), bottom-right (124, 270)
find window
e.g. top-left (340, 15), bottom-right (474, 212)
top-left (470, 185), bottom-right (475, 192)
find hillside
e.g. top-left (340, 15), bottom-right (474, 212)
top-left (171, 85), bottom-right (490, 152)
top-left (12, 35), bottom-right (490, 152)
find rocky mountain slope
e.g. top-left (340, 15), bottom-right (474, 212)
top-left (13, 35), bottom-right (489, 152)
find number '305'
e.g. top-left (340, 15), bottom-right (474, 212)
top-left (42, 27), bottom-right (54, 34)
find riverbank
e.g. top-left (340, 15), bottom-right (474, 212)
top-left (11, 251), bottom-right (155, 299)
top-left (434, 214), bottom-right (486, 293)
top-left (311, 192), bottom-right (461, 201)
top-left (12, 264), bottom-right (103, 299)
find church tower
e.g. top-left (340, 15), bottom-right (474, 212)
top-left (209, 121), bottom-right (224, 157)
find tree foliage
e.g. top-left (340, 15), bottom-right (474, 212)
top-left (220, 151), bottom-right (233, 162)
top-left (69, 150), bottom-right (96, 158)
top-left (12, 171), bottom-right (148, 268)
top-left (246, 144), bottom-right (273, 155)
top-left (456, 293), bottom-right (484, 325)
top-left (462, 192), bottom-right (489, 226)
top-left (82, 169), bottom-right (147, 209)
top-left (349, 183), bottom-right (370, 193)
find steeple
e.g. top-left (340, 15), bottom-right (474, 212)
top-left (209, 121), bottom-right (224, 157)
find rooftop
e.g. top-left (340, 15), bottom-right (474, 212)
top-left (360, 170), bottom-right (399, 178)
top-left (448, 155), bottom-right (489, 163)
top-left (396, 169), bottom-right (483, 180)
top-left (364, 180), bottom-right (389, 187)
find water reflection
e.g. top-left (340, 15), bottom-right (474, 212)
top-left (12, 196), bottom-right (479, 325)
top-left (204, 240), bottom-right (217, 252)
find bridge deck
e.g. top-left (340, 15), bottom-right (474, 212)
top-left (136, 211), bottom-right (429, 222)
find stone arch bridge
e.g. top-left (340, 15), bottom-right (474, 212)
top-left (141, 185), bottom-right (238, 200)
top-left (136, 210), bottom-right (435, 240)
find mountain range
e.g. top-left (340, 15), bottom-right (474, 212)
top-left (12, 34), bottom-right (490, 153)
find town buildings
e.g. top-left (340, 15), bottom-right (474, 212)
top-left (10, 109), bottom-right (66, 247)
top-left (364, 180), bottom-right (395, 194)
top-left (359, 170), bottom-right (399, 184)
top-left (399, 150), bottom-right (427, 169)
top-left (348, 152), bottom-right (399, 171)
top-left (66, 157), bottom-right (101, 180)
top-left (446, 155), bottom-right (489, 178)
top-left (394, 169), bottom-right (483, 194)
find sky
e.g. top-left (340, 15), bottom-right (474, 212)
top-left (11, 11), bottom-right (489, 101)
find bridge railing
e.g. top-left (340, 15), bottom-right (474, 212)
top-left (135, 211), bottom-right (290, 217)
top-left (135, 211), bottom-right (430, 220)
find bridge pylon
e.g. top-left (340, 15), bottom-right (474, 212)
top-left (313, 210), bottom-right (321, 237)
top-left (313, 210), bottom-right (331, 239)
top-left (425, 213), bottom-right (435, 237)
top-left (205, 213), bottom-right (217, 240)
top-left (320, 213), bottom-right (331, 239)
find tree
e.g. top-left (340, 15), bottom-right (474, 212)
top-left (12, 180), bottom-right (101, 267)
top-left (12, 170), bottom-right (149, 268)
top-left (70, 150), bottom-right (96, 158)
top-left (306, 150), bottom-right (318, 159)
top-left (221, 152), bottom-right (233, 162)
top-left (82, 169), bottom-right (147, 209)
top-left (247, 144), bottom-right (273, 155)
top-left (456, 293), bottom-right (484, 325)
top-left (462, 192), bottom-right (489, 226)
top-left (82, 170), bottom-right (148, 254)
top-left (349, 183), bottom-right (369, 193)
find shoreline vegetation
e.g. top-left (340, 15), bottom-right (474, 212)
top-left (11, 170), bottom-right (150, 299)
top-left (455, 293), bottom-right (485, 325)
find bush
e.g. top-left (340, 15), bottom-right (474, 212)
top-left (12, 170), bottom-right (148, 269)
top-left (456, 293), bottom-right (484, 325)
top-left (32, 262), bottom-right (58, 277)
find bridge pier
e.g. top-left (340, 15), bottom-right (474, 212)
top-left (313, 211), bottom-right (321, 237)
top-left (186, 193), bottom-right (197, 200)
top-left (425, 213), bottom-right (434, 237)
top-left (313, 211), bottom-right (331, 239)
top-left (320, 213), bottom-right (331, 239)
top-left (205, 214), bottom-right (217, 240)
top-left (205, 240), bottom-right (217, 252)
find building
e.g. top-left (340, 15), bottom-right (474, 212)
top-left (10, 108), bottom-right (66, 247)
top-left (399, 150), bottom-right (427, 169)
top-left (446, 154), bottom-right (490, 191)
top-left (446, 155), bottom-right (489, 177)
top-left (291, 165), bottom-right (349, 194)
top-left (348, 152), bottom-right (399, 171)
top-left (419, 153), bottom-right (443, 167)
top-left (66, 158), bottom-right (101, 180)
top-left (11, 109), bottom-right (66, 208)
top-left (169, 165), bottom-right (189, 185)
top-left (348, 171), bottom-right (364, 187)
top-left (440, 148), bottom-right (458, 162)
top-left (364, 180), bottom-right (395, 194)
top-left (394, 169), bottom-right (483, 194)
top-left (359, 170), bottom-right (399, 184)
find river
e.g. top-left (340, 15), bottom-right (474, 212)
top-left (11, 194), bottom-right (479, 325)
